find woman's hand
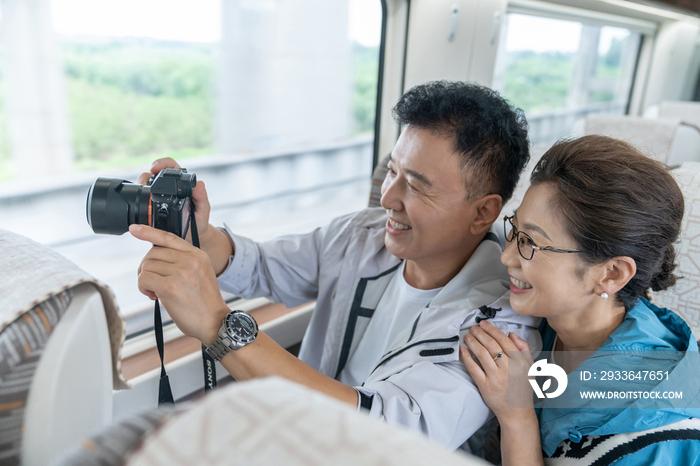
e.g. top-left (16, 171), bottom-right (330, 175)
top-left (460, 320), bottom-right (535, 423)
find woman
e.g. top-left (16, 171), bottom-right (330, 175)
top-left (461, 135), bottom-right (700, 465)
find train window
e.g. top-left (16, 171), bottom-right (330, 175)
top-left (0, 0), bottom-right (383, 337)
top-left (492, 13), bottom-right (642, 146)
top-left (0, 7), bottom-right (7, 182)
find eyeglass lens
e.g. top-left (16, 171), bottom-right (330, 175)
top-left (504, 216), bottom-right (534, 260)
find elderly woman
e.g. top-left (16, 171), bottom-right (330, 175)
top-left (461, 135), bottom-right (700, 465)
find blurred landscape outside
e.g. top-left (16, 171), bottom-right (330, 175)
top-left (0, 0), bottom-right (380, 181)
top-left (0, 0), bottom-right (381, 334)
top-left (0, 2), bottom-right (641, 334)
top-left (493, 14), bottom-right (640, 145)
top-left (0, 7), bottom-right (642, 181)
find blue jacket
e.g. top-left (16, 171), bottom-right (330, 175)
top-left (537, 298), bottom-right (700, 465)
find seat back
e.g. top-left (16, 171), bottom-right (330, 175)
top-left (500, 145), bottom-right (549, 219)
top-left (369, 154), bottom-right (390, 208)
top-left (579, 115), bottom-right (700, 166)
top-left (658, 101), bottom-right (700, 128)
top-left (650, 162), bottom-right (700, 341)
top-left (22, 283), bottom-right (114, 465)
top-left (0, 229), bottom-right (127, 464)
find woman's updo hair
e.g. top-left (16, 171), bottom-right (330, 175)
top-left (531, 135), bottom-right (684, 311)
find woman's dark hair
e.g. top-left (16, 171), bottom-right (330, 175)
top-left (392, 81), bottom-right (530, 203)
top-left (531, 135), bottom-right (684, 311)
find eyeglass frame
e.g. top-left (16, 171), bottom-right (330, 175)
top-left (503, 215), bottom-right (586, 260)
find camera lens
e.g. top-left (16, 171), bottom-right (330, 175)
top-left (86, 178), bottom-right (151, 235)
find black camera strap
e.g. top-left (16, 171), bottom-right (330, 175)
top-left (155, 199), bottom-right (217, 406)
top-left (154, 299), bottom-right (174, 404)
top-left (190, 206), bottom-right (218, 393)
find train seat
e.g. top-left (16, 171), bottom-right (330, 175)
top-left (570, 115), bottom-right (700, 166)
top-left (56, 376), bottom-right (489, 466)
top-left (651, 162), bottom-right (700, 342)
top-left (644, 101), bottom-right (700, 128)
top-left (500, 145), bottom-right (549, 217)
top-left (369, 154), bottom-right (390, 208)
top-left (0, 229), bottom-right (127, 465)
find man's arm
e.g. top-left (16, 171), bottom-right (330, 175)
top-left (130, 223), bottom-right (358, 406)
top-left (359, 359), bottom-right (492, 451)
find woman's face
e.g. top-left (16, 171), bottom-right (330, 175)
top-left (501, 183), bottom-right (600, 318)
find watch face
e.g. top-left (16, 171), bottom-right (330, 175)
top-left (225, 311), bottom-right (258, 344)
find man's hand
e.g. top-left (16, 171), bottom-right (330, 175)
top-left (130, 224), bottom-right (359, 407)
top-left (139, 157), bottom-right (233, 276)
top-left (130, 223), bottom-right (229, 346)
top-left (138, 157), bottom-right (213, 246)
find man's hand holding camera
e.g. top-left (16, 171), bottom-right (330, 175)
top-left (137, 157), bottom-right (233, 277)
top-left (130, 223), bottom-right (228, 346)
top-left (127, 158), bottom-right (359, 405)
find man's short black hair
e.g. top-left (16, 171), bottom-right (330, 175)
top-left (392, 81), bottom-right (529, 203)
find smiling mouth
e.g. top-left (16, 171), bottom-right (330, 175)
top-left (388, 218), bottom-right (411, 231)
top-left (510, 277), bottom-right (532, 289)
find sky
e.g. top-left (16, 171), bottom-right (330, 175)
top-left (48, 0), bottom-right (382, 46)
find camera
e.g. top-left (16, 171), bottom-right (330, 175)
top-left (86, 168), bottom-right (197, 238)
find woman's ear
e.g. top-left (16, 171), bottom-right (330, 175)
top-left (469, 194), bottom-right (502, 235)
top-left (598, 256), bottom-right (637, 296)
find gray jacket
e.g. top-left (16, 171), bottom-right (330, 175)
top-left (218, 207), bottom-right (541, 451)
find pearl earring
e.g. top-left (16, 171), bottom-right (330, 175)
top-left (601, 292), bottom-right (609, 300)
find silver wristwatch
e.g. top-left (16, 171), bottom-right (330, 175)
top-left (205, 310), bottom-right (259, 361)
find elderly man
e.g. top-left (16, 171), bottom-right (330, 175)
top-left (131, 81), bottom-right (538, 453)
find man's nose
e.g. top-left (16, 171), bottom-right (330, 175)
top-left (380, 176), bottom-right (404, 212)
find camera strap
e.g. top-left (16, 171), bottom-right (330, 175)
top-left (155, 199), bottom-right (217, 406)
top-left (189, 204), bottom-right (218, 393)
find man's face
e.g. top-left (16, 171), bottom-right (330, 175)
top-left (380, 126), bottom-right (485, 277)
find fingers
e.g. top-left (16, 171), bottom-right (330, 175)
top-left (129, 224), bottom-right (193, 252)
top-left (151, 157), bottom-right (181, 174)
top-left (192, 180), bottom-right (211, 219)
top-left (509, 333), bottom-right (535, 365)
top-left (137, 171), bottom-right (152, 186)
top-left (509, 332), bottom-right (531, 352)
top-left (137, 270), bottom-right (164, 300)
top-left (460, 346), bottom-right (486, 386)
top-left (137, 158), bottom-right (183, 185)
top-left (477, 320), bottom-right (520, 353)
top-left (470, 324), bottom-right (506, 358)
top-left (464, 333), bottom-right (498, 374)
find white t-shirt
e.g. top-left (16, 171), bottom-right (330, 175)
top-left (338, 261), bottom-right (443, 387)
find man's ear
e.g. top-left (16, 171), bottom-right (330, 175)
top-left (597, 256), bottom-right (637, 297)
top-left (469, 194), bottom-right (502, 235)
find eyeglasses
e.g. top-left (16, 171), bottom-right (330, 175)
top-left (503, 215), bottom-right (586, 260)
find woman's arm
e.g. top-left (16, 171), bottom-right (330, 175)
top-left (460, 320), bottom-right (544, 466)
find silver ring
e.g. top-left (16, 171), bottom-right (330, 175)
top-left (493, 352), bottom-right (504, 361)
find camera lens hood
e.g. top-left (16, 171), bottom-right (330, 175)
top-left (87, 178), bottom-right (151, 235)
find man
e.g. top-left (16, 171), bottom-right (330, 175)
top-left (131, 81), bottom-right (539, 453)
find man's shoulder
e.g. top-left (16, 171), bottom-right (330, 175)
top-left (316, 207), bottom-right (390, 265)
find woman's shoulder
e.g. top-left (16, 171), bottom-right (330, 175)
top-left (603, 298), bottom-right (697, 352)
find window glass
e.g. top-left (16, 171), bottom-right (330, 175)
top-left (493, 13), bottom-right (641, 146)
top-left (0, 0), bottom-right (383, 336)
top-left (0, 6), bottom-right (11, 181)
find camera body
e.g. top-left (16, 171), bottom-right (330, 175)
top-left (87, 168), bottom-right (196, 238)
top-left (149, 169), bottom-right (195, 238)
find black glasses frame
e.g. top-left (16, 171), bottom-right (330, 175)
top-left (503, 215), bottom-right (586, 260)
